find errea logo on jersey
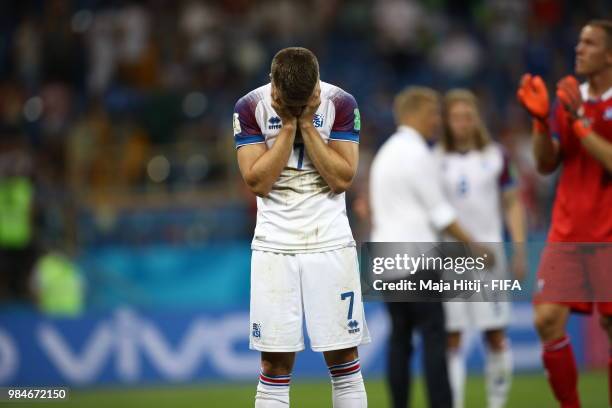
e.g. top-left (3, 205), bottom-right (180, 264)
top-left (268, 116), bottom-right (282, 130)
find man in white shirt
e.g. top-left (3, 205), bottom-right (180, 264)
top-left (370, 87), bottom-right (477, 408)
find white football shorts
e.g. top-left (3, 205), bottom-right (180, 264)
top-left (444, 301), bottom-right (511, 332)
top-left (444, 244), bottom-right (512, 332)
top-left (249, 246), bottom-right (371, 352)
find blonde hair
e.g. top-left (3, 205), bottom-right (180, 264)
top-left (393, 86), bottom-right (439, 125)
top-left (442, 89), bottom-right (491, 152)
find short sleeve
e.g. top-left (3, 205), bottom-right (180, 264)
top-left (233, 95), bottom-right (264, 149)
top-left (498, 148), bottom-right (518, 191)
top-left (330, 90), bottom-right (360, 143)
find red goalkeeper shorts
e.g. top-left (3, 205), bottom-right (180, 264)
top-left (533, 244), bottom-right (612, 315)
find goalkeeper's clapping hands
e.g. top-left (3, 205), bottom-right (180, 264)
top-left (556, 75), bottom-right (592, 140)
top-left (517, 73), bottom-right (550, 123)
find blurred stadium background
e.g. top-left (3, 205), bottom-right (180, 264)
top-left (0, 0), bottom-right (610, 407)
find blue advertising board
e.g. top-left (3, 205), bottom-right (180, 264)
top-left (0, 303), bottom-right (584, 387)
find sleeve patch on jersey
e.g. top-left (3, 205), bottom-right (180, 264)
top-left (353, 108), bottom-right (361, 131)
top-left (233, 113), bottom-right (242, 135)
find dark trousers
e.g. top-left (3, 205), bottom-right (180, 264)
top-left (0, 245), bottom-right (38, 301)
top-left (385, 301), bottom-right (452, 408)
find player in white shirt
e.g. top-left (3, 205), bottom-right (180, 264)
top-left (436, 89), bottom-right (527, 408)
top-left (234, 47), bottom-right (369, 408)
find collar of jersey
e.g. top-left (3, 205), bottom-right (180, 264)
top-left (397, 125), bottom-right (422, 138)
top-left (580, 82), bottom-right (612, 102)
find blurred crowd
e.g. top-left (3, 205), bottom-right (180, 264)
top-left (0, 0), bottom-right (610, 305)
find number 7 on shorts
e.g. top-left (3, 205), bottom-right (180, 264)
top-left (341, 291), bottom-right (354, 320)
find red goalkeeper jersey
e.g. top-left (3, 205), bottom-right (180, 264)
top-left (548, 84), bottom-right (612, 242)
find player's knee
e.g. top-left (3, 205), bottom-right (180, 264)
top-left (261, 352), bottom-right (294, 376)
top-left (324, 347), bottom-right (359, 367)
top-left (484, 330), bottom-right (506, 352)
top-left (534, 309), bottom-right (564, 340)
top-left (447, 332), bottom-right (461, 351)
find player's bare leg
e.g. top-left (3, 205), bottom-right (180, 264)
top-left (447, 331), bottom-right (466, 408)
top-left (256, 352), bottom-right (295, 407)
top-left (534, 303), bottom-right (570, 341)
top-left (534, 303), bottom-right (579, 408)
top-left (599, 315), bottom-right (612, 406)
top-left (323, 347), bottom-right (367, 408)
top-left (483, 329), bottom-right (512, 408)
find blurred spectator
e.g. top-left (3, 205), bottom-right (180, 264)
top-left (430, 26), bottom-right (483, 86)
top-left (0, 135), bottom-right (38, 302)
top-left (31, 251), bottom-right (84, 316)
top-left (372, 0), bottom-right (429, 76)
top-left (41, 0), bottom-right (85, 86)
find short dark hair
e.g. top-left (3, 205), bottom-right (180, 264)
top-left (587, 19), bottom-right (612, 48)
top-left (271, 47), bottom-right (319, 106)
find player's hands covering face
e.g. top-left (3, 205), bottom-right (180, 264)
top-left (299, 82), bottom-right (321, 128)
top-left (271, 86), bottom-right (298, 128)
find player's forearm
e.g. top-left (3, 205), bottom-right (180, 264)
top-left (244, 126), bottom-right (295, 196)
top-left (580, 131), bottom-right (612, 174)
top-left (504, 196), bottom-right (527, 243)
top-left (443, 221), bottom-right (473, 244)
top-left (532, 129), bottom-right (561, 174)
top-left (300, 124), bottom-right (355, 193)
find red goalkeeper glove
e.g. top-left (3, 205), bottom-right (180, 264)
top-left (517, 73), bottom-right (550, 133)
top-left (556, 75), bottom-right (592, 139)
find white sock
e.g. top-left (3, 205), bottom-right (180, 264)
top-left (328, 359), bottom-right (367, 408)
top-left (485, 346), bottom-right (512, 408)
top-left (447, 348), bottom-right (466, 408)
top-left (255, 371), bottom-right (291, 407)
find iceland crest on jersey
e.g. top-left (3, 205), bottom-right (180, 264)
top-left (252, 323), bottom-right (261, 338)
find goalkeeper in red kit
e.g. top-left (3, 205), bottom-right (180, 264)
top-left (517, 20), bottom-right (612, 408)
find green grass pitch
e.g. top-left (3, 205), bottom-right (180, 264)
top-left (5, 371), bottom-right (607, 407)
